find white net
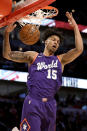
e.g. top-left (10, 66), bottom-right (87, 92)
top-left (17, 6), bottom-right (58, 27)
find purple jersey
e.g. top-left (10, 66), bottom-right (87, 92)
top-left (27, 53), bottom-right (62, 99)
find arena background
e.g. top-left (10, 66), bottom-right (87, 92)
top-left (0, 1), bottom-right (87, 130)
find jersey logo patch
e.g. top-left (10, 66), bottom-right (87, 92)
top-left (38, 55), bottom-right (42, 57)
top-left (20, 118), bottom-right (31, 131)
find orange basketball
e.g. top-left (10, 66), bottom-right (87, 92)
top-left (19, 24), bottom-right (40, 45)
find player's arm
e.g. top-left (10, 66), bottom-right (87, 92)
top-left (7, 51), bottom-right (38, 63)
top-left (3, 24), bottom-right (38, 64)
top-left (59, 12), bottom-right (83, 66)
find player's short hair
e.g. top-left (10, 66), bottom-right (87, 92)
top-left (41, 27), bottom-right (63, 44)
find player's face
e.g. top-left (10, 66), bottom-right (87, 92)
top-left (45, 35), bottom-right (60, 53)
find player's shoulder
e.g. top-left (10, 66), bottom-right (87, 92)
top-left (57, 53), bottom-right (65, 62)
top-left (24, 51), bottom-right (38, 62)
top-left (26, 51), bottom-right (39, 66)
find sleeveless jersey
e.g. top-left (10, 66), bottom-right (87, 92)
top-left (27, 53), bottom-right (62, 99)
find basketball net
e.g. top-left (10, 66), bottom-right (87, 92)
top-left (17, 6), bottom-right (58, 27)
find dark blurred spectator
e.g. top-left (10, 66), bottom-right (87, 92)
top-left (0, 121), bottom-right (11, 131)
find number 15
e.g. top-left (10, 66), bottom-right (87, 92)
top-left (47, 69), bottom-right (57, 80)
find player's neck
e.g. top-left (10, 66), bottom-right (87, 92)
top-left (43, 49), bottom-right (54, 56)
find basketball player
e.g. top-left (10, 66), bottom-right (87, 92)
top-left (3, 12), bottom-right (83, 131)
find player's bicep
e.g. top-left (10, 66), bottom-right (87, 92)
top-left (8, 51), bottom-right (30, 63)
top-left (61, 48), bottom-right (82, 65)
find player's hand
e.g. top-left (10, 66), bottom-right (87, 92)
top-left (66, 11), bottom-right (77, 29)
top-left (5, 23), bottom-right (17, 33)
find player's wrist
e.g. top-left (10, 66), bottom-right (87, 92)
top-left (4, 29), bottom-right (10, 34)
top-left (73, 24), bottom-right (79, 31)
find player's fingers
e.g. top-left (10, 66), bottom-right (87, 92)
top-left (9, 23), bottom-right (17, 28)
top-left (11, 25), bottom-right (16, 31)
top-left (7, 23), bottom-right (14, 27)
top-left (66, 12), bottom-right (72, 19)
top-left (6, 23), bottom-right (16, 32)
top-left (70, 12), bottom-right (73, 17)
top-left (13, 24), bottom-right (17, 28)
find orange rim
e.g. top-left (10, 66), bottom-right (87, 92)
top-left (41, 6), bottom-right (58, 10)
top-left (0, 0), bottom-right (56, 28)
top-left (41, 6), bottom-right (58, 18)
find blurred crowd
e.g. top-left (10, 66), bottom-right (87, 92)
top-left (55, 94), bottom-right (87, 131)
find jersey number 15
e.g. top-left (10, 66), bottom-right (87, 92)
top-left (47, 69), bottom-right (57, 80)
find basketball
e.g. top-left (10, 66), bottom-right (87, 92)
top-left (19, 24), bottom-right (40, 45)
